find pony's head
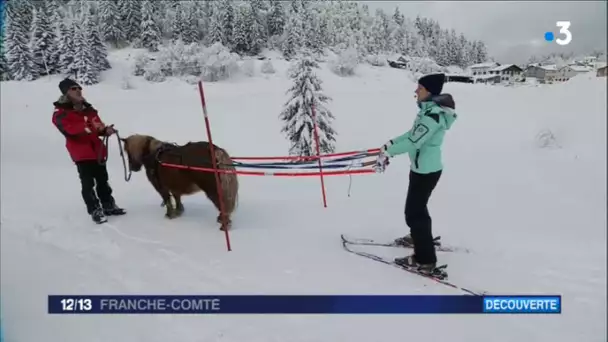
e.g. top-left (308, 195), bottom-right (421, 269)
top-left (120, 134), bottom-right (158, 172)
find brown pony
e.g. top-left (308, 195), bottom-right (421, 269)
top-left (121, 134), bottom-right (239, 231)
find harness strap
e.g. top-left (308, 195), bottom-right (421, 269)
top-left (98, 132), bottom-right (132, 182)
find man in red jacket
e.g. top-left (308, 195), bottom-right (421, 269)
top-left (52, 78), bottom-right (125, 224)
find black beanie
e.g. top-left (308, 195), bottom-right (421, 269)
top-left (418, 73), bottom-right (445, 96)
top-left (59, 78), bottom-right (81, 95)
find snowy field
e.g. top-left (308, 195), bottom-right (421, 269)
top-left (1, 50), bottom-right (606, 342)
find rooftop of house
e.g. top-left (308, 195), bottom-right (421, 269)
top-left (539, 65), bottom-right (558, 71)
top-left (490, 64), bottom-right (522, 72)
top-left (470, 62), bottom-right (500, 69)
top-left (565, 65), bottom-right (592, 72)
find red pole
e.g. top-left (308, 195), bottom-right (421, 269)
top-left (198, 81), bottom-right (231, 252)
top-left (311, 101), bottom-right (328, 208)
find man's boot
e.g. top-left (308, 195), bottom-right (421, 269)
top-left (102, 200), bottom-right (126, 216)
top-left (91, 207), bottom-right (107, 224)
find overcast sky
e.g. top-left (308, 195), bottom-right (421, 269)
top-left (365, 1), bottom-right (607, 64)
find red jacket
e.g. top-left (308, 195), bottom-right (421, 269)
top-left (52, 100), bottom-right (108, 162)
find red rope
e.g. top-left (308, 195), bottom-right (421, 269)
top-left (160, 162), bottom-right (375, 177)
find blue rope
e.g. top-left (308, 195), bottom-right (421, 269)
top-left (233, 161), bottom-right (365, 170)
top-left (232, 152), bottom-right (372, 169)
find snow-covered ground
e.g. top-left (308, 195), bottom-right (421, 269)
top-left (1, 50), bottom-right (606, 342)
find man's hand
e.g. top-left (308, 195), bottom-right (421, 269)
top-left (92, 121), bottom-right (104, 130)
top-left (101, 124), bottom-right (116, 136)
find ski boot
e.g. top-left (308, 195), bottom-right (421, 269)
top-left (91, 208), bottom-right (108, 224)
top-left (394, 234), bottom-right (442, 248)
top-left (394, 234), bottom-right (414, 247)
top-left (394, 254), bottom-right (447, 279)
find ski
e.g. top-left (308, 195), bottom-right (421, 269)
top-left (341, 234), bottom-right (470, 253)
top-left (341, 234), bottom-right (485, 296)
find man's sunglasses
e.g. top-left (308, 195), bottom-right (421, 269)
top-left (70, 86), bottom-right (82, 91)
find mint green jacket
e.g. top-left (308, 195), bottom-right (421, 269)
top-left (385, 94), bottom-right (457, 174)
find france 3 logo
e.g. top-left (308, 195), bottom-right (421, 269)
top-left (545, 21), bottom-right (572, 46)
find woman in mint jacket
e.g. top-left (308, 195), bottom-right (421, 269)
top-left (374, 73), bottom-right (457, 276)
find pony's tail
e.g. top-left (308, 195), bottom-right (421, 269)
top-left (214, 147), bottom-right (239, 215)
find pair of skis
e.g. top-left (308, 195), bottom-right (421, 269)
top-left (341, 234), bottom-right (486, 296)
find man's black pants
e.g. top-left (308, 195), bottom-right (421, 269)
top-left (405, 170), bottom-right (442, 264)
top-left (76, 160), bottom-right (115, 214)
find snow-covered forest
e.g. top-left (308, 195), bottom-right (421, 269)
top-left (0, 0), bottom-right (490, 84)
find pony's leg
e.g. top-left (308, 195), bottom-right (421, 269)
top-left (146, 169), bottom-right (176, 218)
top-left (216, 212), bottom-right (232, 231)
top-left (194, 179), bottom-right (231, 230)
top-left (174, 194), bottom-right (184, 216)
top-left (161, 190), bottom-right (177, 219)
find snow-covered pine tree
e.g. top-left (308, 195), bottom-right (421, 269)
top-left (120, 0), bottom-right (141, 44)
top-left (180, 2), bottom-right (200, 44)
top-left (4, 4), bottom-right (36, 81)
top-left (98, 0), bottom-right (125, 47)
top-left (249, 3), bottom-right (266, 55)
top-left (279, 54), bottom-right (336, 157)
top-left (466, 41), bottom-right (478, 65)
top-left (149, 1), bottom-right (167, 38)
top-left (139, 0), bottom-right (162, 51)
top-left (217, 0), bottom-right (235, 49)
top-left (445, 29), bottom-right (460, 66)
top-left (30, 3), bottom-right (59, 77)
top-left (368, 9), bottom-right (389, 54)
top-left (88, 17), bottom-right (111, 71)
top-left (72, 17), bottom-right (98, 85)
top-left (267, 0), bottom-right (285, 38)
top-left (169, 1), bottom-right (200, 44)
top-left (48, 0), bottom-right (63, 74)
top-left (281, 7), bottom-right (304, 59)
top-left (206, 0), bottom-right (234, 47)
top-left (392, 7), bottom-right (404, 26)
top-left (404, 18), bottom-right (428, 58)
top-left (207, 8), bottom-right (223, 46)
top-left (457, 33), bottom-right (470, 68)
top-left (58, 20), bottom-right (77, 76)
top-left (0, 38), bottom-right (8, 81)
top-left (390, 9), bottom-right (408, 56)
top-left (299, 1), bottom-right (316, 52)
top-left (474, 40), bottom-right (488, 63)
top-left (433, 30), bottom-right (449, 66)
top-left (0, 52), bottom-right (7, 81)
top-left (232, 4), bottom-right (253, 55)
top-left (15, 0), bottom-right (34, 28)
top-left (316, 7), bottom-right (331, 48)
top-left (250, 0), bottom-right (268, 48)
top-left (200, 0), bottom-right (214, 40)
top-left (314, 9), bottom-right (331, 50)
top-left (65, 0), bottom-right (81, 18)
top-left (170, 4), bottom-right (185, 42)
top-left (308, 14), bottom-right (326, 55)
